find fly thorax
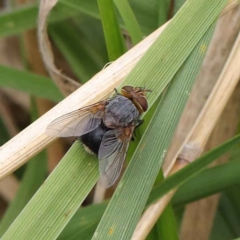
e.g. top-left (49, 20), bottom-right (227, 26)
top-left (103, 95), bottom-right (140, 128)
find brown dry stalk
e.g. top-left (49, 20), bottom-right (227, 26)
top-left (0, 94), bottom-right (19, 137)
top-left (37, 99), bottom-right (66, 172)
top-left (38, 0), bottom-right (80, 96)
top-left (0, 38), bottom-right (22, 69)
top-left (133, 190), bottom-right (176, 239)
top-left (185, 31), bottom-right (240, 156)
top-left (180, 195), bottom-right (220, 240)
top-left (0, 37), bottom-right (29, 110)
top-left (0, 103), bottom-right (19, 201)
top-left (0, 22), bottom-right (168, 180)
top-left (93, 181), bottom-right (106, 204)
top-left (0, 175), bottom-right (19, 202)
top-left (0, 93), bottom-right (20, 202)
top-left (131, 8), bottom-right (240, 240)
top-left (93, 164), bottom-right (126, 203)
top-left (221, 0), bottom-right (240, 15)
top-left (0, 89), bottom-right (30, 111)
top-left (0, 97), bottom-right (20, 201)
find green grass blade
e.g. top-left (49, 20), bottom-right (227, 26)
top-left (0, 4), bottom-right (38, 37)
top-left (156, 203), bottom-right (179, 240)
top-left (117, 0), bottom-right (227, 111)
top-left (218, 194), bottom-right (240, 237)
top-left (1, 144), bottom-right (99, 240)
top-left (0, 100), bottom-right (47, 236)
top-left (114, 0), bottom-right (143, 44)
top-left (210, 209), bottom-right (235, 240)
top-left (148, 134), bottom-right (240, 206)
top-left (49, 21), bottom-right (103, 83)
top-left (0, 0), bottom-right (158, 38)
top-left (129, 0), bottom-right (158, 34)
top-left (97, 0), bottom-right (126, 60)
top-left (173, 0), bottom-right (185, 14)
top-left (146, 226), bottom-right (159, 240)
top-left (158, 0), bottom-right (170, 26)
top-left (92, 18), bottom-right (216, 239)
top-left (0, 151), bottom-right (47, 236)
top-left (210, 193), bottom-right (240, 239)
top-left (72, 15), bottom-right (109, 65)
top-left (58, 203), bottom-right (107, 240)
top-left (172, 159), bottom-right (240, 207)
top-left (226, 185), bottom-right (240, 220)
top-left (57, 134), bottom-right (240, 239)
top-left (0, 1), bottom-right (226, 238)
top-left (60, 0), bottom-right (158, 35)
top-left (0, 66), bottom-right (63, 102)
top-left (0, 3), bottom-right (80, 38)
top-left (154, 170), bottom-right (179, 240)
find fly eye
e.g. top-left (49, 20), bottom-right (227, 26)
top-left (134, 96), bottom-right (148, 112)
top-left (122, 86), bottom-right (134, 93)
top-left (121, 86), bottom-right (134, 98)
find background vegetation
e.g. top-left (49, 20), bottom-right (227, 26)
top-left (0, 0), bottom-right (240, 240)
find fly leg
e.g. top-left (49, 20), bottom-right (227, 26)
top-left (114, 88), bottom-right (120, 95)
top-left (135, 119), bottom-right (144, 128)
top-left (132, 119), bottom-right (144, 141)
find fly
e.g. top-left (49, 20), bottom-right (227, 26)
top-left (46, 86), bottom-right (150, 188)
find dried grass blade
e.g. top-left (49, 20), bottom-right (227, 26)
top-left (38, 0), bottom-right (80, 96)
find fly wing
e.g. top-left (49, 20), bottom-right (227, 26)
top-left (98, 126), bottom-right (134, 188)
top-left (46, 101), bottom-right (107, 137)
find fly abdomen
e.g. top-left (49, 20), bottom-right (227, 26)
top-left (80, 122), bottom-right (110, 155)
